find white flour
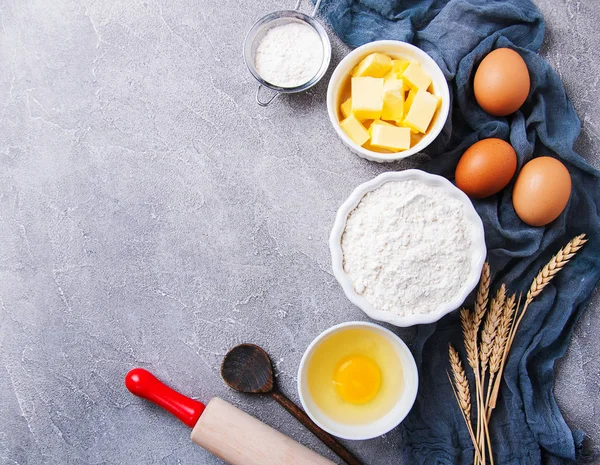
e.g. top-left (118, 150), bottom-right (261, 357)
top-left (255, 22), bottom-right (323, 88)
top-left (341, 180), bottom-right (473, 316)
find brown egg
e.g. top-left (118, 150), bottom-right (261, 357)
top-left (474, 48), bottom-right (530, 116)
top-left (455, 138), bottom-right (517, 198)
top-left (512, 157), bottom-right (571, 227)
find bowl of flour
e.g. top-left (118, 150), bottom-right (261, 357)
top-left (330, 170), bottom-right (486, 327)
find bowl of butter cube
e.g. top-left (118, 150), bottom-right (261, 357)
top-left (327, 40), bottom-right (450, 163)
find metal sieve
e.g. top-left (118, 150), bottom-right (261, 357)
top-left (243, 0), bottom-right (331, 106)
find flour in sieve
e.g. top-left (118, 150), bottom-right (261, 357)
top-left (255, 22), bottom-right (323, 88)
top-left (341, 180), bottom-right (473, 316)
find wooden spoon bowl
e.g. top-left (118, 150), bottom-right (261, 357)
top-left (221, 344), bottom-right (362, 465)
top-left (222, 344), bottom-right (273, 394)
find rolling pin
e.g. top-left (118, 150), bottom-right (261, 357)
top-left (125, 368), bottom-right (335, 465)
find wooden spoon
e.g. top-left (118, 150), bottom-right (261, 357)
top-left (221, 344), bottom-right (362, 465)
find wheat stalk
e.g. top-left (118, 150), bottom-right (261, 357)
top-left (473, 262), bottom-right (491, 330)
top-left (460, 308), bottom-right (477, 371)
top-left (488, 293), bottom-right (521, 413)
top-left (480, 284), bottom-right (505, 374)
top-left (489, 293), bottom-right (516, 375)
top-left (468, 262), bottom-right (490, 465)
top-left (447, 371), bottom-right (484, 464)
top-left (508, 234), bottom-right (587, 357)
top-left (488, 234), bottom-right (587, 414)
top-left (448, 346), bottom-right (483, 463)
top-left (485, 293), bottom-right (516, 420)
top-left (461, 307), bottom-right (485, 465)
top-left (525, 234), bottom-right (588, 304)
top-left (478, 284), bottom-right (505, 465)
top-left (449, 344), bottom-right (471, 418)
top-left (451, 234), bottom-right (587, 465)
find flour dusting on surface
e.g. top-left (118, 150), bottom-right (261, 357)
top-left (341, 180), bottom-right (473, 316)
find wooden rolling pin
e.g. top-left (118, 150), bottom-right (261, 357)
top-left (125, 368), bottom-right (335, 465)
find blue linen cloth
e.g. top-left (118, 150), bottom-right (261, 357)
top-left (318, 1), bottom-right (600, 464)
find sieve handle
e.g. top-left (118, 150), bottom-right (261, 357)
top-left (256, 85), bottom-right (280, 107)
top-left (294, 0), bottom-right (323, 17)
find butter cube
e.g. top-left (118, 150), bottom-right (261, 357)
top-left (403, 88), bottom-right (417, 116)
top-left (381, 78), bottom-right (405, 121)
top-left (340, 97), bottom-right (353, 119)
top-left (383, 78), bottom-right (404, 101)
top-left (370, 119), bottom-right (395, 128)
top-left (403, 89), bottom-right (440, 133)
top-left (401, 61), bottom-right (432, 90)
top-left (370, 124), bottom-right (411, 151)
top-left (351, 77), bottom-right (384, 120)
top-left (392, 59), bottom-right (411, 76)
top-left (365, 120), bottom-right (395, 152)
top-left (383, 69), bottom-right (395, 81)
top-left (383, 77), bottom-right (403, 93)
top-left (383, 59), bottom-right (411, 81)
top-left (340, 114), bottom-right (370, 146)
top-left (352, 53), bottom-right (393, 78)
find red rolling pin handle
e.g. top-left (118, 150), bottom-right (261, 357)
top-left (125, 368), bottom-right (205, 428)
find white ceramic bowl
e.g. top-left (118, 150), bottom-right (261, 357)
top-left (297, 321), bottom-right (419, 440)
top-left (330, 170), bottom-right (486, 327)
top-left (327, 40), bottom-right (450, 163)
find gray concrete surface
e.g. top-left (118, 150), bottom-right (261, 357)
top-left (0, 0), bottom-right (598, 464)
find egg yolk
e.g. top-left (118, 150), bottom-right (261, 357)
top-left (332, 355), bottom-right (382, 404)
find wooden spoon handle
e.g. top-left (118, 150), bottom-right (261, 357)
top-left (271, 391), bottom-right (363, 465)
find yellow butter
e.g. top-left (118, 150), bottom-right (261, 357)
top-left (411, 132), bottom-right (424, 147)
top-left (381, 90), bottom-right (404, 122)
top-left (392, 59), bottom-right (411, 76)
top-left (383, 77), bottom-right (403, 93)
top-left (341, 97), bottom-right (353, 119)
top-left (383, 76), bottom-right (404, 99)
top-left (340, 114), bottom-right (370, 146)
top-left (383, 59), bottom-right (411, 81)
top-left (403, 88), bottom-right (418, 116)
top-left (370, 119), bottom-right (395, 128)
top-left (383, 69), bottom-right (395, 81)
top-left (370, 124), bottom-right (411, 151)
top-left (383, 78), bottom-right (404, 102)
top-left (365, 120), bottom-right (396, 152)
top-left (381, 78), bottom-right (404, 122)
top-left (401, 61), bottom-right (432, 90)
top-left (351, 77), bottom-right (384, 120)
top-left (403, 89), bottom-right (439, 134)
top-left (352, 53), bottom-right (393, 78)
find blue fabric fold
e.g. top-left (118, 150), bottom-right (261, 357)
top-left (319, 1), bottom-right (600, 463)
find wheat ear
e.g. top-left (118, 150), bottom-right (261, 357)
top-left (488, 293), bottom-right (521, 413)
top-left (474, 262), bottom-right (491, 330)
top-left (488, 234), bottom-right (587, 413)
top-left (525, 234), bottom-right (588, 304)
top-left (449, 345), bottom-right (471, 418)
top-left (461, 308), bottom-right (478, 371)
top-left (478, 284), bottom-right (505, 465)
top-left (507, 234), bottom-right (587, 357)
top-left (461, 307), bottom-right (484, 464)
top-left (469, 262), bottom-right (490, 465)
top-left (490, 293), bottom-right (516, 375)
top-left (480, 284), bottom-right (505, 375)
top-left (448, 346), bottom-right (483, 463)
top-left (486, 293), bottom-right (516, 420)
top-left (447, 371), bottom-right (484, 464)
